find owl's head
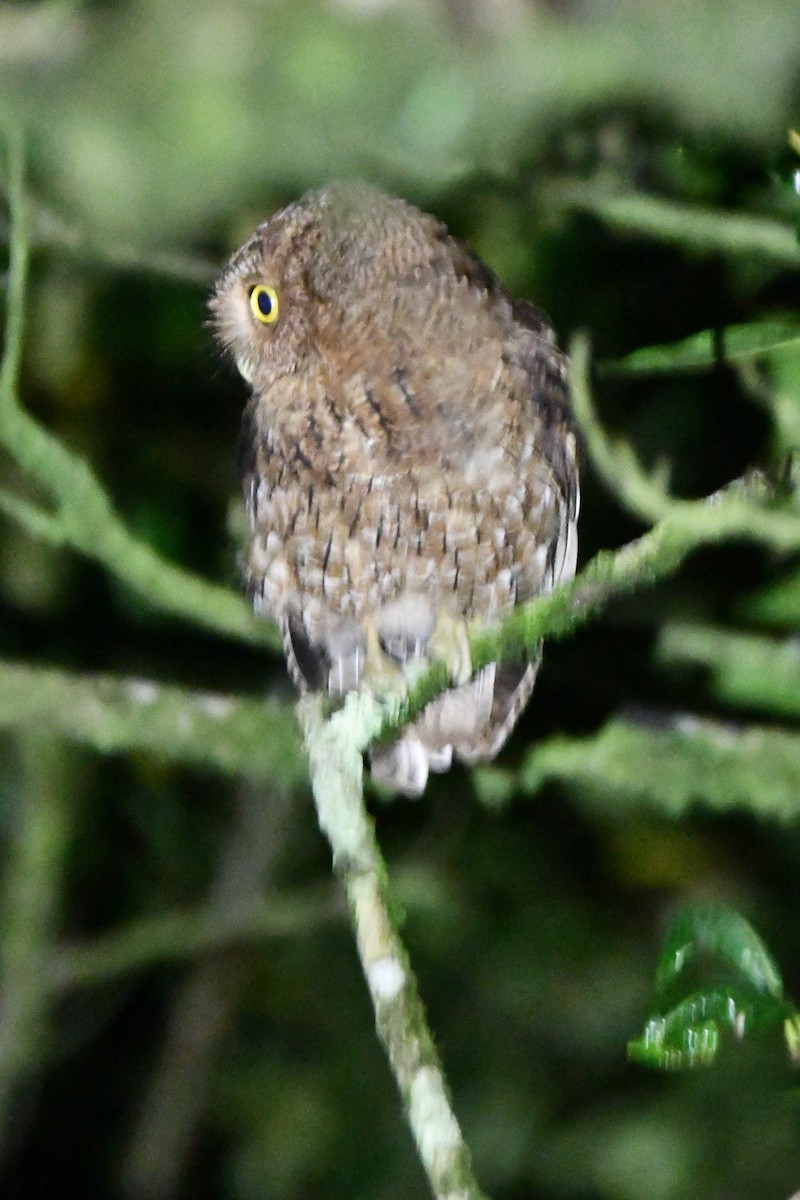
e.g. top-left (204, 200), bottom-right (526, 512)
top-left (209, 182), bottom-right (454, 389)
top-left (208, 196), bottom-right (321, 388)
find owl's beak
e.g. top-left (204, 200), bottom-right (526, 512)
top-left (235, 354), bottom-right (257, 384)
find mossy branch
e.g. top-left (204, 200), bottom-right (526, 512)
top-left (0, 126), bottom-right (276, 649)
top-left (513, 711), bottom-right (800, 823)
top-left (299, 693), bottom-right (488, 1200)
top-left (2, 657), bottom-right (798, 827)
top-left (658, 623), bottom-right (800, 719)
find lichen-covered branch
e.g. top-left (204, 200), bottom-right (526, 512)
top-left (0, 659), bottom-right (304, 785)
top-left (299, 693), bottom-right (488, 1200)
top-left (3, 656), bottom-right (798, 837)
top-left (514, 711), bottom-right (800, 823)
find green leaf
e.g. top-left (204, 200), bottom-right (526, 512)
top-left (604, 319), bottom-right (800, 376)
top-left (628, 988), bottom-right (796, 1070)
top-left (630, 902), bottom-right (800, 1072)
top-left (655, 902), bottom-right (783, 997)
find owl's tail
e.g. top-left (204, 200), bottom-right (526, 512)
top-left (369, 656), bottom-right (540, 797)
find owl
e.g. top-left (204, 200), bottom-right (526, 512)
top-left (210, 183), bottom-right (579, 795)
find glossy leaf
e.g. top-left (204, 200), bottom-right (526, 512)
top-left (630, 903), bottom-right (800, 1071)
top-left (655, 902), bottom-right (784, 997)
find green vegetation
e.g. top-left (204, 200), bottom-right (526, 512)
top-left (628, 902), bottom-right (800, 1071)
top-left (1, 3), bottom-right (800, 1198)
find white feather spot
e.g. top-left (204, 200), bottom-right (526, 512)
top-left (267, 558), bottom-right (290, 587)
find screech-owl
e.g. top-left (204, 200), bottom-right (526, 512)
top-left (210, 183), bottom-right (579, 795)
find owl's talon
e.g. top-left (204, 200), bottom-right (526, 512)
top-left (361, 620), bottom-right (407, 698)
top-left (379, 633), bottom-right (427, 664)
top-left (428, 612), bottom-right (473, 687)
top-left (371, 600), bottom-right (472, 689)
top-left (370, 734), bottom-right (430, 797)
top-left (324, 620), bottom-right (368, 698)
top-left (374, 595), bottom-right (435, 668)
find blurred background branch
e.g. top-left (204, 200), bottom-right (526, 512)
top-left (545, 182), bottom-right (800, 267)
top-left (0, 735), bottom-right (72, 1159)
top-left (0, 660), bottom-right (303, 783)
top-left (0, 127), bottom-right (275, 648)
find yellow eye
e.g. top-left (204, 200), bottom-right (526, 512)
top-left (249, 284), bottom-right (279, 325)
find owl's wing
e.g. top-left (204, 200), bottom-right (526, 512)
top-left (450, 302), bottom-right (579, 768)
top-left (280, 611), bottom-right (370, 699)
top-left (513, 297), bottom-right (580, 597)
top-left (371, 311), bottom-right (579, 795)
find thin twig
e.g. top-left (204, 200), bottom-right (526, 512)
top-left (46, 883), bottom-right (341, 995)
top-left (0, 736), bottom-right (73, 1160)
top-left (31, 201), bottom-right (217, 285)
top-left (0, 122), bottom-right (27, 410)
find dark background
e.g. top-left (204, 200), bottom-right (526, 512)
top-left (1, 1), bottom-right (800, 1197)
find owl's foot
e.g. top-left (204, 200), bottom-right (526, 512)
top-left (322, 620), bottom-right (368, 698)
top-left (359, 618), bottom-right (408, 697)
top-left (373, 597), bottom-right (471, 687)
top-left (358, 595), bottom-right (435, 698)
top-left (369, 726), bottom-right (456, 796)
top-left (324, 599), bottom-right (474, 707)
top-left (370, 734), bottom-right (431, 797)
top-left (427, 610), bottom-right (473, 687)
